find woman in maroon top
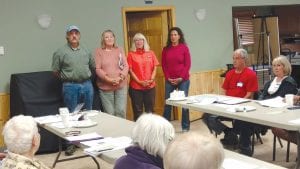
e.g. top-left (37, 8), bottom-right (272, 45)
top-left (162, 27), bottom-right (191, 132)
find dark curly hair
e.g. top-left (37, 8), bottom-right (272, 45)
top-left (165, 27), bottom-right (186, 48)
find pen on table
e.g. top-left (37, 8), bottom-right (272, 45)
top-left (96, 148), bottom-right (114, 152)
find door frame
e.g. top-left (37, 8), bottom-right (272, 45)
top-left (122, 6), bottom-right (176, 54)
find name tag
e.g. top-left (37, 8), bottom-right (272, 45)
top-left (237, 82), bottom-right (243, 87)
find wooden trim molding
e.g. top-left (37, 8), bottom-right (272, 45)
top-left (0, 93), bottom-right (10, 147)
top-left (121, 6), bottom-right (175, 55)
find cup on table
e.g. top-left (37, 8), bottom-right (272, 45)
top-left (285, 94), bottom-right (294, 106)
top-left (59, 107), bottom-right (71, 128)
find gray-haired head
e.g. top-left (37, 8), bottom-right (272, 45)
top-left (2, 115), bottom-right (39, 154)
top-left (164, 132), bottom-right (224, 169)
top-left (132, 113), bottom-right (175, 157)
top-left (234, 48), bottom-right (248, 59)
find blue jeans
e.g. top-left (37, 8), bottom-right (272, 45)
top-left (62, 80), bottom-right (94, 112)
top-left (99, 86), bottom-right (127, 118)
top-left (163, 80), bottom-right (190, 130)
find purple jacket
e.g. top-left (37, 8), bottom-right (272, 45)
top-left (114, 146), bottom-right (163, 169)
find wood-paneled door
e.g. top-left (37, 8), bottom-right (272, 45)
top-left (122, 6), bottom-right (175, 120)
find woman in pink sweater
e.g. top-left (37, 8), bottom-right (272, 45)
top-left (94, 30), bottom-right (128, 118)
top-left (162, 27), bottom-right (191, 132)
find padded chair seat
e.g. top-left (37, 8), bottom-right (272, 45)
top-left (272, 127), bottom-right (297, 144)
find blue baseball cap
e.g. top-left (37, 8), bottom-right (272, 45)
top-left (66, 25), bottom-right (80, 33)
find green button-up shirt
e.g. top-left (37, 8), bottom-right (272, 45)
top-left (52, 43), bottom-right (95, 81)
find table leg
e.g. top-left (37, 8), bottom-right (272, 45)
top-left (51, 138), bottom-right (100, 169)
top-left (295, 132), bottom-right (300, 169)
top-left (52, 138), bottom-right (62, 168)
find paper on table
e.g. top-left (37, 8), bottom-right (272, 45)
top-left (83, 136), bottom-right (132, 157)
top-left (222, 158), bottom-right (259, 169)
top-left (256, 96), bottom-right (287, 108)
top-left (65, 132), bottom-right (103, 142)
top-left (187, 95), bottom-right (217, 105)
top-left (288, 118), bottom-right (300, 124)
top-left (34, 115), bottom-right (61, 124)
top-left (216, 96), bottom-right (250, 105)
top-left (34, 114), bottom-right (84, 125)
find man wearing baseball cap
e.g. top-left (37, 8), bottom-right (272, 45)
top-left (52, 25), bottom-right (95, 155)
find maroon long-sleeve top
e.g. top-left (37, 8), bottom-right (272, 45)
top-left (161, 43), bottom-right (191, 80)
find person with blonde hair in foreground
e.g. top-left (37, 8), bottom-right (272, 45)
top-left (164, 132), bottom-right (224, 169)
top-left (114, 113), bottom-right (175, 169)
top-left (1, 115), bottom-right (50, 169)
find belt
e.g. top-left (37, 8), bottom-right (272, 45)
top-left (62, 78), bottom-right (90, 83)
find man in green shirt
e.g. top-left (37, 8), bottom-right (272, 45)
top-left (52, 25), bottom-right (95, 112)
top-left (52, 25), bottom-right (95, 155)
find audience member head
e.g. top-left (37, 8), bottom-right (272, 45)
top-left (272, 55), bottom-right (291, 76)
top-left (233, 48), bottom-right (248, 70)
top-left (2, 115), bottom-right (40, 157)
top-left (100, 29), bottom-right (118, 48)
top-left (65, 25), bottom-right (80, 48)
top-left (164, 132), bottom-right (224, 169)
top-left (132, 113), bottom-right (175, 158)
top-left (166, 27), bottom-right (186, 47)
top-left (131, 33), bottom-right (150, 52)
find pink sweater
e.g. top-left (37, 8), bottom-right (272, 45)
top-left (94, 47), bottom-right (128, 91)
top-left (161, 43), bottom-right (191, 80)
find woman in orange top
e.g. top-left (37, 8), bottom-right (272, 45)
top-left (128, 33), bottom-right (159, 121)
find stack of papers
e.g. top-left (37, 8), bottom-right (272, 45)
top-left (223, 158), bottom-right (259, 169)
top-left (256, 96), bottom-right (287, 108)
top-left (66, 132), bottom-right (103, 142)
top-left (186, 95), bottom-right (217, 105)
top-left (216, 96), bottom-right (250, 105)
top-left (83, 136), bottom-right (132, 157)
top-left (34, 114), bottom-right (83, 125)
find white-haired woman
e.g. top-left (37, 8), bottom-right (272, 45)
top-left (1, 115), bottom-right (50, 169)
top-left (114, 113), bottom-right (175, 169)
top-left (127, 33), bottom-right (159, 121)
top-left (164, 132), bottom-right (224, 169)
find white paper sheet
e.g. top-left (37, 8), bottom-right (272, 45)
top-left (256, 96), bottom-right (287, 108)
top-left (83, 136), bottom-right (132, 157)
top-left (288, 118), bottom-right (300, 124)
top-left (222, 158), bottom-right (259, 169)
top-left (65, 132), bottom-right (103, 142)
top-left (187, 95), bottom-right (217, 105)
top-left (216, 96), bottom-right (250, 105)
top-left (34, 115), bottom-right (61, 124)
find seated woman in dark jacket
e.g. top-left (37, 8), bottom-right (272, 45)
top-left (236, 56), bottom-right (298, 156)
top-left (114, 113), bottom-right (175, 169)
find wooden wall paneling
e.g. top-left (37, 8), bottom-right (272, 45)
top-left (126, 70), bottom-right (225, 122)
top-left (177, 70), bottom-right (224, 121)
top-left (0, 93), bottom-right (10, 147)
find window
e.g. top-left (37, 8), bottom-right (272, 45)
top-left (234, 17), bottom-right (254, 46)
top-left (232, 10), bottom-right (255, 49)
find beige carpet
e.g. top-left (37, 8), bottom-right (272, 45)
top-left (36, 120), bottom-right (297, 169)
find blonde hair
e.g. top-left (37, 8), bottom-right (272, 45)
top-left (272, 55), bottom-right (292, 76)
top-left (164, 132), bottom-right (224, 169)
top-left (130, 33), bottom-right (150, 52)
top-left (100, 29), bottom-right (118, 48)
top-left (132, 113), bottom-right (175, 157)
